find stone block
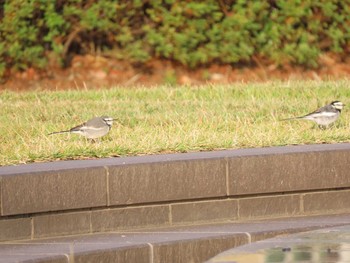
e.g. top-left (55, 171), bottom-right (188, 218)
top-left (74, 245), bottom-right (150, 263)
top-left (228, 151), bottom-right (350, 195)
top-left (238, 194), bottom-right (300, 219)
top-left (0, 243), bottom-right (70, 263)
top-left (152, 234), bottom-right (247, 263)
top-left (33, 211), bottom-right (91, 238)
top-left (303, 190), bottom-right (350, 214)
top-left (0, 217), bottom-right (31, 241)
top-left (91, 205), bottom-right (170, 232)
top-left (171, 199), bottom-right (238, 224)
top-left (1, 168), bottom-right (107, 215)
top-left (108, 159), bottom-right (226, 205)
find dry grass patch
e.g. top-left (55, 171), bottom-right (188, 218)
top-left (1, 80), bottom-right (350, 166)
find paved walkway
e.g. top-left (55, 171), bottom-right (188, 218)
top-left (1, 214), bottom-right (350, 262)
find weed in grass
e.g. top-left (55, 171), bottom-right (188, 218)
top-left (1, 80), bottom-right (350, 166)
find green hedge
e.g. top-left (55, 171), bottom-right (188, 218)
top-left (1, 0), bottom-right (350, 76)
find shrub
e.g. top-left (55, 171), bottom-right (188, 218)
top-left (0, 0), bottom-right (350, 77)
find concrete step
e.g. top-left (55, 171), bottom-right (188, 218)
top-left (1, 213), bottom-right (350, 263)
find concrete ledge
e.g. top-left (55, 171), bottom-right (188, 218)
top-left (1, 143), bottom-right (350, 242)
top-left (1, 214), bottom-right (349, 263)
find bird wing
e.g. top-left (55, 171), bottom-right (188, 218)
top-left (302, 104), bottom-right (335, 118)
top-left (49, 121), bottom-right (87, 135)
top-left (69, 122), bottom-right (87, 132)
top-left (305, 105), bottom-right (327, 115)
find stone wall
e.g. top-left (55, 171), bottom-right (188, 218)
top-left (1, 143), bottom-right (350, 242)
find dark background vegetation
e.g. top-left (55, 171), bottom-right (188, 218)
top-left (1, 0), bottom-right (350, 87)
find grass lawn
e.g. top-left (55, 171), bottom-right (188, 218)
top-left (1, 80), bottom-right (350, 166)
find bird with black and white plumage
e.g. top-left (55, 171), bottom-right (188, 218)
top-left (281, 101), bottom-right (345, 128)
top-left (48, 116), bottom-right (115, 139)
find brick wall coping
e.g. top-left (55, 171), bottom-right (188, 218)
top-left (2, 142), bottom-right (350, 175)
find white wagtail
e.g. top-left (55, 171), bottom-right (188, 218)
top-left (49, 116), bottom-right (114, 139)
top-left (282, 101), bottom-right (345, 128)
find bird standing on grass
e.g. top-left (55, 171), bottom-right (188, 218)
top-left (49, 116), bottom-right (114, 139)
top-left (282, 101), bottom-right (345, 128)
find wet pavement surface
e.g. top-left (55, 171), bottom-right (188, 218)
top-left (206, 225), bottom-right (350, 263)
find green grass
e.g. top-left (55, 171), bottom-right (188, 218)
top-left (1, 80), bottom-right (350, 166)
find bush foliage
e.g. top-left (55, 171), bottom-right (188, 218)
top-left (1, 0), bottom-right (350, 76)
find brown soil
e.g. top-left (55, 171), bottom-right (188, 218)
top-left (2, 53), bottom-right (350, 91)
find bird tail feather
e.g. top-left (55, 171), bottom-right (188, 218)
top-left (48, 130), bottom-right (70, 136)
top-left (280, 116), bottom-right (303, 121)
